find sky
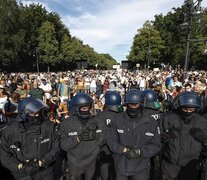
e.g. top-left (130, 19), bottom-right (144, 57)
top-left (18, 0), bottom-right (207, 63)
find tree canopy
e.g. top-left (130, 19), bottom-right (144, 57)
top-left (0, 0), bottom-right (117, 72)
top-left (1, 1), bottom-right (206, 71)
top-left (127, 5), bottom-right (207, 69)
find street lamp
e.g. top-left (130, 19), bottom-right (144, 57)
top-left (183, 0), bottom-right (203, 72)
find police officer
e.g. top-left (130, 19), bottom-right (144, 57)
top-left (142, 89), bottom-right (161, 121)
top-left (143, 89), bottom-right (162, 180)
top-left (107, 89), bottom-right (161, 180)
top-left (160, 91), bottom-right (207, 180)
top-left (60, 92), bottom-right (104, 180)
top-left (0, 97), bottom-right (60, 180)
top-left (198, 100), bottom-right (207, 180)
top-left (0, 99), bottom-right (14, 179)
top-left (201, 100), bottom-right (207, 120)
top-left (97, 91), bottom-right (123, 180)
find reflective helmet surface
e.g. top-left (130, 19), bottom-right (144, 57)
top-left (143, 89), bottom-right (160, 109)
top-left (104, 91), bottom-right (123, 112)
top-left (18, 97), bottom-right (48, 121)
top-left (125, 89), bottom-right (145, 106)
top-left (173, 91), bottom-right (203, 111)
top-left (105, 91), bottom-right (122, 106)
top-left (72, 93), bottom-right (93, 107)
top-left (72, 93), bottom-right (93, 119)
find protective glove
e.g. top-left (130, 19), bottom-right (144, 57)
top-left (78, 124), bottom-right (97, 141)
top-left (14, 141), bottom-right (22, 151)
top-left (17, 161), bottom-right (39, 175)
top-left (78, 129), bottom-right (96, 141)
top-left (125, 148), bottom-right (141, 159)
top-left (162, 126), bottom-right (179, 142)
top-left (190, 128), bottom-right (207, 144)
top-left (17, 159), bottom-right (46, 170)
top-left (17, 163), bottom-right (25, 170)
top-left (78, 131), bottom-right (90, 141)
top-left (17, 159), bottom-right (32, 169)
top-left (28, 159), bottom-right (46, 168)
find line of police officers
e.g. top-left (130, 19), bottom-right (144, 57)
top-left (0, 88), bottom-right (207, 180)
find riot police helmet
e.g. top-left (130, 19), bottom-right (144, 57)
top-left (72, 93), bottom-right (93, 119)
top-left (125, 89), bottom-right (145, 106)
top-left (125, 89), bottom-right (145, 118)
top-left (104, 91), bottom-right (123, 112)
top-left (143, 89), bottom-right (161, 110)
top-left (173, 91), bottom-right (203, 111)
top-left (18, 97), bottom-right (49, 124)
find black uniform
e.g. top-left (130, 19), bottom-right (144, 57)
top-left (142, 109), bottom-right (161, 122)
top-left (0, 120), bottom-right (60, 180)
top-left (202, 113), bottom-right (207, 120)
top-left (107, 111), bottom-right (161, 179)
top-left (97, 110), bottom-right (117, 180)
top-left (142, 108), bottom-right (162, 180)
top-left (160, 112), bottom-right (207, 180)
top-left (199, 112), bottom-right (207, 180)
top-left (59, 114), bottom-right (105, 180)
top-left (201, 103), bottom-right (207, 120)
top-left (0, 118), bottom-right (14, 179)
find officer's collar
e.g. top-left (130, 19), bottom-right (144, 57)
top-left (123, 111), bottom-right (140, 122)
top-left (18, 122), bottom-right (26, 132)
top-left (29, 125), bottom-right (41, 134)
top-left (123, 111), bottom-right (150, 124)
top-left (18, 122), bottom-right (41, 134)
top-left (142, 108), bottom-right (160, 115)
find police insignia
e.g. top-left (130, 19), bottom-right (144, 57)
top-left (106, 119), bottom-right (111, 126)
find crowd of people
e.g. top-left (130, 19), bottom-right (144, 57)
top-left (0, 66), bottom-right (207, 180)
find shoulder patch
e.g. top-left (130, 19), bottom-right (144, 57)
top-left (106, 119), bottom-right (111, 126)
top-left (151, 114), bottom-right (160, 121)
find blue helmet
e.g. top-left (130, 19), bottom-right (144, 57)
top-left (18, 97), bottom-right (48, 122)
top-left (104, 91), bottom-right (123, 112)
top-left (72, 93), bottom-right (93, 107)
top-left (125, 89), bottom-right (145, 106)
top-left (173, 91), bottom-right (203, 111)
top-left (143, 89), bottom-right (161, 110)
top-left (72, 93), bottom-right (93, 118)
top-left (105, 91), bottom-right (122, 106)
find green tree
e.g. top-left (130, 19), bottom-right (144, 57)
top-left (0, 1), bottom-right (117, 71)
top-left (153, 6), bottom-right (207, 69)
top-left (127, 21), bottom-right (165, 67)
top-left (0, 0), bottom-right (20, 70)
top-left (38, 21), bottom-right (59, 71)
